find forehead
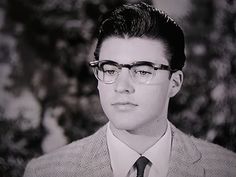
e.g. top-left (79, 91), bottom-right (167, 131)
top-left (99, 37), bottom-right (169, 65)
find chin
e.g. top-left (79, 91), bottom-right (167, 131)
top-left (112, 119), bottom-right (141, 131)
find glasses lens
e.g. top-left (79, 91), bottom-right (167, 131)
top-left (131, 65), bottom-right (155, 84)
top-left (93, 62), bottom-right (119, 83)
top-left (102, 63), bottom-right (119, 83)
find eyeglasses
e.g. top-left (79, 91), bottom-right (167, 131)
top-left (89, 60), bottom-right (173, 84)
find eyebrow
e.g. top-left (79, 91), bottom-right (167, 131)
top-left (89, 60), bottom-right (171, 71)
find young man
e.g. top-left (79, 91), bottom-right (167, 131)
top-left (24, 2), bottom-right (236, 177)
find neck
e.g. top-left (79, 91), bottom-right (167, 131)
top-left (110, 118), bottom-right (168, 154)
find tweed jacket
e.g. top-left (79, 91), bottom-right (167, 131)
top-left (24, 123), bottom-right (236, 177)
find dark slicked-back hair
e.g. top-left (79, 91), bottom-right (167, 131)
top-left (94, 2), bottom-right (186, 70)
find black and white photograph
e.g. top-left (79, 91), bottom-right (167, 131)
top-left (0, 0), bottom-right (236, 177)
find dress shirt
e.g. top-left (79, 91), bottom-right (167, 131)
top-left (107, 121), bottom-right (172, 177)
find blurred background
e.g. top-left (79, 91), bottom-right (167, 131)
top-left (0, 0), bottom-right (235, 176)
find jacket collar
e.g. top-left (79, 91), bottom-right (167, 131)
top-left (167, 123), bottom-right (204, 177)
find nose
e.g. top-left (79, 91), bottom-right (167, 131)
top-left (114, 68), bottom-right (135, 94)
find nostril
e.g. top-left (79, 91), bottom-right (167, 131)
top-left (115, 86), bottom-right (135, 94)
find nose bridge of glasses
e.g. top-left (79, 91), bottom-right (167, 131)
top-left (117, 63), bottom-right (135, 80)
top-left (115, 67), bottom-right (135, 93)
top-left (116, 64), bottom-right (133, 83)
top-left (118, 63), bottom-right (132, 70)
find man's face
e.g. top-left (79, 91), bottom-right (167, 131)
top-left (98, 37), bottom-right (174, 134)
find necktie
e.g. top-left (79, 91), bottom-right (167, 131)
top-left (134, 156), bottom-right (149, 177)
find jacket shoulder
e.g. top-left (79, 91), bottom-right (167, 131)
top-left (189, 134), bottom-right (236, 161)
top-left (187, 131), bottom-right (236, 176)
top-left (24, 125), bottom-right (108, 177)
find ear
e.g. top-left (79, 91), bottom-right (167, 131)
top-left (168, 70), bottom-right (183, 98)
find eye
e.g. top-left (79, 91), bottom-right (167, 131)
top-left (134, 69), bottom-right (152, 76)
top-left (104, 69), bottom-right (116, 75)
top-left (132, 65), bottom-right (154, 77)
top-left (102, 64), bottom-right (118, 76)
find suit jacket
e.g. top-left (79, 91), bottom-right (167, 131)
top-left (24, 123), bottom-right (236, 177)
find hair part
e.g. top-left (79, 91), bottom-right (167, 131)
top-left (94, 2), bottom-right (186, 70)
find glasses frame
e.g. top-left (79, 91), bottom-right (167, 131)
top-left (89, 60), bottom-right (174, 84)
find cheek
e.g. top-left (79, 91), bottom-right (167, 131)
top-left (98, 83), bottom-right (112, 107)
top-left (137, 83), bottom-right (170, 112)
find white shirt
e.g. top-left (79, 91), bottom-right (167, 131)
top-left (107, 121), bottom-right (172, 177)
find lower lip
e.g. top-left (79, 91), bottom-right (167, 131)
top-left (112, 104), bottom-right (137, 111)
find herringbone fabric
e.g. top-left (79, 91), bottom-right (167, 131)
top-left (24, 123), bottom-right (236, 177)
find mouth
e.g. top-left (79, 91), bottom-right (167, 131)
top-left (111, 102), bottom-right (138, 111)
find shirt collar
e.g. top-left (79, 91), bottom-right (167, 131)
top-left (107, 122), bottom-right (139, 177)
top-left (143, 121), bottom-right (171, 176)
top-left (107, 121), bottom-right (172, 177)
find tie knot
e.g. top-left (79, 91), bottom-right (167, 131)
top-left (135, 156), bottom-right (149, 177)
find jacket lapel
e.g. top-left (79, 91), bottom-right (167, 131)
top-left (167, 124), bottom-right (204, 177)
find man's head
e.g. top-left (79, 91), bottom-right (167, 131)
top-left (94, 2), bottom-right (186, 71)
top-left (90, 2), bottom-right (185, 135)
